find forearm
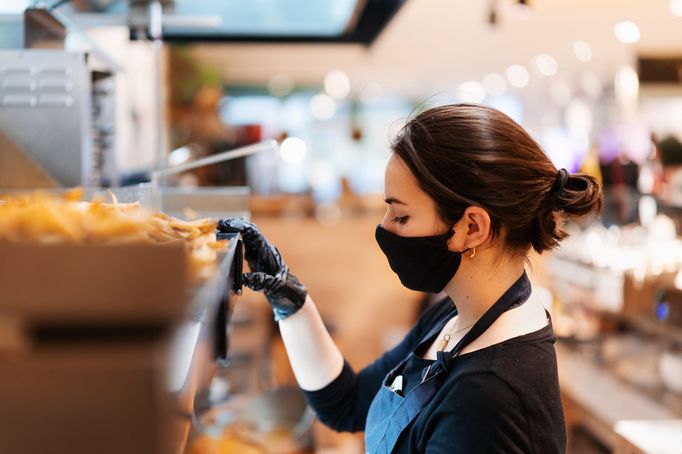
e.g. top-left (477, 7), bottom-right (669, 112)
top-left (280, 294), bottom-right (423, 432)
top-left (278, 295), bottom-right (345, 391)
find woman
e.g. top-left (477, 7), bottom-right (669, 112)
top-left (218, 104), bottom-right (602, 453)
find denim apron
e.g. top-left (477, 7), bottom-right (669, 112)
top-left (364, 271), bottom-right (532, 454)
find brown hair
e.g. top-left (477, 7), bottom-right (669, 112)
top-left (391, 103), bottom-right (602, 255)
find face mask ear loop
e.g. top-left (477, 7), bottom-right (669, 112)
top-left (449, 220), bottom-right (475, 258)
top-left (443, 223), bottom-right (460, 253)
top-left (445, 222), bottom-right (457, 240)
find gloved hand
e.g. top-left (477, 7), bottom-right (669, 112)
top-left (217, 218), bottom-right (307, 321)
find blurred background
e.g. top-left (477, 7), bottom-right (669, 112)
top-left (1, 1), bottom-right (682, 453)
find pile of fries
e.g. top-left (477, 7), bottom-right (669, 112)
top-left (0, 189), bottom-right (226, 281)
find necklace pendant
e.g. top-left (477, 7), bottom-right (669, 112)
top-left (438, 334), bottom-right (451, 352)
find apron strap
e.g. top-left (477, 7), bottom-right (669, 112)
top-left (434, 270), bottom-right (532, 374)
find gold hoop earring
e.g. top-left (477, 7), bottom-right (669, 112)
top-left (469, 247), bottom-right (476, 260)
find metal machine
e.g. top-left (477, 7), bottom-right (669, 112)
top-left (0, 8), bottom-right (117, 187)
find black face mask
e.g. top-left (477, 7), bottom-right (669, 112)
top-left (375, 224), bottom-right (468, 293)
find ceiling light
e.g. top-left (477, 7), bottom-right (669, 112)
top-left (280, 137), bottom-right (307, 163)
top-left (456, 81), bottom-right (486, 103)
top-left (534, 54), bottom-right (558, 77)
top-left (324, 70), bottom-right (351, 99)
top-left (614, 21), bottom-right (640, 44)
top-left (506, 65), bottom-right (530, 88)
top-left (310, 93), bottom-right (337, 120)
top-left (573, 41), bottom-right (593, 62)
top-left (482, 73), bottom-right (507, 97)
top-left (615, 66), bottom-right (639, 98)
top-left (168, 146), bottom-right (191, 166)
top-left (615, 66), bottom-right (639, 116)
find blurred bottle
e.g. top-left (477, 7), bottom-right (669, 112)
top-left (580, 143), bottom-right (603, 187)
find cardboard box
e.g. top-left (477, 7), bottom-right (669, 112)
top-left (0, 339), bottom-right (175, 454)
top-left (0, 239), bottom-right (235, 454)
top-left (0, 241), bottom-right (188, 326)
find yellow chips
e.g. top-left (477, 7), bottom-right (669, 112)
top-left (0, 190), bottom-right (226, 281)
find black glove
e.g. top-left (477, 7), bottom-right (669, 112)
top-left (217, 218), bottom-right (307, 321)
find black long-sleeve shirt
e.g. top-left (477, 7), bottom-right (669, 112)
top-left (302, 295), bottom-right (567, 453)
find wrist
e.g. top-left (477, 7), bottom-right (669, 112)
top-left (276, 294), bottom-right (312, 324)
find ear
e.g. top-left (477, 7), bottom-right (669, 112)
top-left (450, 206), bottom-right (491, 251)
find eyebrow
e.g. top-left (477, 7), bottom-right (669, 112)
top-left (384, 197), bottom-right (407, 205)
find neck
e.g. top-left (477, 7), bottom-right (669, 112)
top-left (443, 251), bottom-right (526, 329)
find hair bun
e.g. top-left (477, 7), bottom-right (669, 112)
top-left (532, 170), bottom-right (602, 253)
top-left (557, 172), bottom-right (601, 217)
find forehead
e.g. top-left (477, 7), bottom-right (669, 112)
top-left (384, 154), bottom-right (434, 208)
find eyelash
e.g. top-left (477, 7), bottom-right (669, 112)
top-left (391, 216), bottom-right (409, 225)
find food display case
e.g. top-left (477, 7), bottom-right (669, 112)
top-left (0, 189), bottom-right (245, 454)
top-left (546, 221), bottom-right (682, 451)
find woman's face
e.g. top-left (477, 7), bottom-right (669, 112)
top-left (381, 153), bottom-right (449, 237)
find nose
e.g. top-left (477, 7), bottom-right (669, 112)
top-left (379, 212), bottom-right (397, 234)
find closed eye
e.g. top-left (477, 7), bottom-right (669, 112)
top-left (391, 216), bottom-right (409, 225)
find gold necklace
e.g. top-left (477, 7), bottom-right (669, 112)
top-left (436, 319), bottom-right (475, 352)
